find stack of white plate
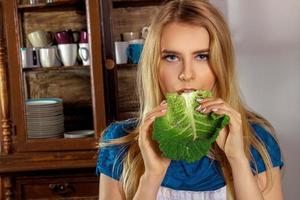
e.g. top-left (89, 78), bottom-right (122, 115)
top-left (25, 98), bottom-right (64, 139)
top-left (64, 130), bottom-right (94, 139)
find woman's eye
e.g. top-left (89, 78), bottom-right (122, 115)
top-left (196, 54), bottom-right (209, 61)
top-left (163, 54), bottom-right (179, 62)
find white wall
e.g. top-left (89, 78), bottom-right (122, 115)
top-left (211, 0), bottom-right (300, 199)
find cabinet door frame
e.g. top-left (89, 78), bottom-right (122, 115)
top-left (2, 0), bottom-right (106, 153)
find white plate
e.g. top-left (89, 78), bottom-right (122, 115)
top-left (64, 130), bottom-right (94, 139)
top-left (27, 126), bottom-right (64, 131)
top-left (27, 134), bottom-right (63, 139)
top-left (27, 126), bottom-right (64, 132)
top-left (27, 116), bottom-right (63, 120)
top-left (26, 104), bottom-right (63, 108)
top-left (25, 98), bottom-right (63, 106)
top-left (27, 120), bottom-right (64, 125)
top-left (27, 113), bottom-right (63, 118)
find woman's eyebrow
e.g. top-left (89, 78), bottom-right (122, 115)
top-left (193, 49), bottom-right (210, 54)
top-left (161, 50), bottom-right (180, 55)
top-left (161, 49), bottom-right (210, 54)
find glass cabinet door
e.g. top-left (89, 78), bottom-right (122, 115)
top-left (4, 0), bottom-right (106, 152)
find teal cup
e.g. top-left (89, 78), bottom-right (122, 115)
top-left (127, 43), bottom-right (143, 64)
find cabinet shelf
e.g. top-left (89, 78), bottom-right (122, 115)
top-left (18, 0), bottom-right (84, 11)
top-left (112, 0), bottom-right (163, 8)
top-left (19, 136), bottom-right (97, 152)
top-left (116, 63), bottom-right (137, 68)
top-left (1, 0), bottom-right (105, 198)
top-left (23, 65), bottom-right (89, 72)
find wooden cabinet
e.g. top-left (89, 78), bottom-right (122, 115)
top-left (100, 0), bottom-right (164, 120)
top-left (15, 169), bottom-right (98, 199)
top-left (0, 0), bottom-right (166, 199)
top-left (0, 0), bottom-right (104, 199)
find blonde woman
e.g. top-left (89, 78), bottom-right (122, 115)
top-left (97, 0), bottom-right (284, 199)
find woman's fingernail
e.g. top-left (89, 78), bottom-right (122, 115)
top-left (212, 108), bottom-right (218, 112)
top-left (200, 107), bottom-right (207, 113)
top-left (160, 100), bottom-right (167, 105)
top-left (195, 105), bottom-right (201, 111)
top-left (196, 98), bottom-right (204, 102)
top-left (161, 109), bottom-right (167, 112)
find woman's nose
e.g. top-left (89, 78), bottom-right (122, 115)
top-left (179, 61), bottom-right (195, 81)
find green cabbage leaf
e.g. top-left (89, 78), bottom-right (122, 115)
top-left (153, 90), bottom-right (230, 163)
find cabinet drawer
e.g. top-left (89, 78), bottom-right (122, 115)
top-left (17, 176), bottom-right (99, 200)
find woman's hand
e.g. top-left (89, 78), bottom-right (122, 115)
top-left (196, 98), bottom-right (246, 161)
top-left (138, 100), bottom-right (171, 179)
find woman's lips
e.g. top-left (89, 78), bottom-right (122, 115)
top-left (177, 88), bottom-right (197, 95)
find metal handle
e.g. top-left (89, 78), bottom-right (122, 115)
top-left (49, 183), bottom-right (74, 195)
top-left (105, 59), bottom-right (115, 70)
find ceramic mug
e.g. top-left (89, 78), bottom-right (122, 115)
top-left (55, 30), bottom-right (78, 44)
top-left (57, 44), bottom-right (78, 66)
top-left (27, 30), bottom-right (53, 48)
top-left (20, 47), bottom-right (41, 68)
top-left (78, 43), bottom-right (90, 65)
top-left (122, 32), bottom-right (140, 41)
top-left (80, 30), bottom-right (88, 43)
top-left (127, 41), bottom-right (143, 64)
top-left (141, 26), bottom-right (150, 39)
top-left (129, 39), bottom-right (144, 44)
top-left (115, 41), bottom-right (129, 64)
top-left (72, 31), bottom-right (80, 43)
top-left (39, 47), bottom-right (61, 67)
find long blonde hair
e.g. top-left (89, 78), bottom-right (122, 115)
top-left (100, 0), bottom-right (283, 199)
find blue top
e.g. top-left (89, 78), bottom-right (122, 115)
top-left (96, 118), bottom-right (284, 191)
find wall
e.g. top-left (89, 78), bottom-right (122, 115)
top-left (210, 0), bottom-right (300, 199)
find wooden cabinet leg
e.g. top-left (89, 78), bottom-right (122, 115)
top-left (2, 176), bottom-right (13, 200)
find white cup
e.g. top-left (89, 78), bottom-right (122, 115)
top-left (27, 30), bottom-right (53, 48)
top-left (20, 47), bottom-right (41, 68)
top-left (122, 32), bottom-right (140, 41)
top-left (57, 44), bottom-right (78, 66)
top-left (39, 47), bottom-right (60, 67)
top-left (129, 39), bottom-right (144, 44)
top-left (78, 43), bottom-right (90, 65)
top-left (141, 26), bottom-right (149, 39)
top-left (52, 46), bottom-right (62, 67)
top-left (115, 41), bottom-right (129, 64)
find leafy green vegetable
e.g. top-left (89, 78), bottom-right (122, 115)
top-left (153, 90), bottom-right (230, 163)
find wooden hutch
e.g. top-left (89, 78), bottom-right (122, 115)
top-left (0, 0), bottom-right (164, 199)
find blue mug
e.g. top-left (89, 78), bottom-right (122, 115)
top-left (127, 43), bottom-right (143, 64)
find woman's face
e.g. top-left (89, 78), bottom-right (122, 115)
top-left (158, 22), bottom-right (216, 95)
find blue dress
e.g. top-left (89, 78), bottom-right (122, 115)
top-left (96, 118), bottom-right (284, 192)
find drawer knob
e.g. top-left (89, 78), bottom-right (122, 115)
top-left (105, 59), bottom-right (115, 70)
top-left (49, 183), bottom-right (74, 195)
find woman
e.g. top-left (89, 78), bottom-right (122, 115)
top-left (97, 0), bottom-right (284, 199)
